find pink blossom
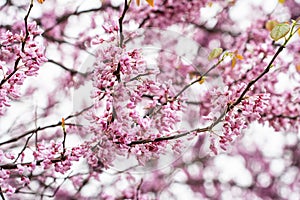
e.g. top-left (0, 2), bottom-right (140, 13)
top-left (0, 22), bottom-right (46, 115)
top-left (1, 0), bottom-right (300, 199)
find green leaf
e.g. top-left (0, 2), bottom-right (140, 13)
top-left (270, 23), bottom-right (290, 41)
top-left (208, 48), bottom-right (223, 60)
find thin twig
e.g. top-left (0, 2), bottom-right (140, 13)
top-left (0, 122), bottom-right (76, 146)
top-left (13, 132), bottom-right (35, 163)
top-left (61, 118), bottom-right (67, 156)
top-left (126, 127), bottom-right (210, 146)
top-left (126, 41), bottom-right (289, 146)
top-left (43, 7), bottom-right (106, 34)
top-left (0, 186), bottom-right (6, 200)
top-left (113, 0), bottom-right (132, 83)
top-left (0, 0), bottom-right (34, 88)
top-left (47, 59), bottom-right (90, 77)
top-left (0, 156), bottom-right (64, 170)
top-left (145, 58), bottom-right (224, 118)
top-left (118, 0), bottom-right (131, 48)
top-left (211, 45), bottom-right (285, 130)
top-left (135, 178), bottom-right (143, 200)
top-left (0, 105), bottom-right (92, 146)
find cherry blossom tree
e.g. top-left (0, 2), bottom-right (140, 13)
top-left (0, 0), bottom-right (300, 199)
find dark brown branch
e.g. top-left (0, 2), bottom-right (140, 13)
top-left (274, 114), bottom-right (300, 120)
top-left (118, 0), bottom-right (130, 47)
top-left (43, 7), bottom-right (105, 34)
top-left (0, 1), bottom-right (33, 88)
top-left (13, 132), bottom-right (35, 163)
top-left (62, 119), bottom-right (67, 156)
top-left (232, 45), bottom-right (284, 108)
top-left (16, 174), bottom-right (69, 198)
top-left (111, 0), bottom-right (132, 84)
top-left (144, 58), bottom-right (223, 118)
top-left (76, 175), bottom-right (90, 194)
top-left (21, 0), bottom-right (33, 52)
top-left (0, 122), bottom-right (68, 146)
top-left (136, 178), bottom-right (143, 200)
top-left (0, 156), bottom-right (64, 170)
top-left (126, 127), bottom-right (210, 146)
top-left (47, 59), bottom-right (89, 77)
top-left (65, 104), bottom-right (93, 120)
top-left (0, 105), bottom-right (92, 146)
top-left (210, 45), bottom-right (285, 130)
top-left (174, 58), bottom-right (222, 99)
top-left (127, 44), bottom-right (287, 146)
top-left (113, 0), bottom-right (131, 83)
top-left (113, 62), bottom-right (122, 83)
top-left (0, 186), bottom-right (5, 200)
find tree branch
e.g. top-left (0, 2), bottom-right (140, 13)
top-left (0, 105), bottom-right (92, 146)
top-left (0, 0), bottom-right (33, 88)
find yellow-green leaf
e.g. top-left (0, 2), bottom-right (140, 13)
top-left (146, 0), bottom-right (154, 7)
top-left (61, 118), bottom-right (66, 131)
top-left (136, 0), bottom-right (154, 7)
top-left (208, 47), bottom-right (223, 60)
top-left (136, 0), bottom-right (140, 6)
top-left (265, 20), bottom-right (279, 31)
top-left (207, 2), bottom-right (213, 7)
top-left (296, 64), bottom-right (300, 73)
top-left (199, 76), bottom-right (206, 84)
top-left (236, 54), bottom-right (244, 60)
top-left (270, 23), bottom-right (290, 41)
top-left (231, 57), bottom-right (237, 68)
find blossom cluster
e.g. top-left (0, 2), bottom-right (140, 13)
top-left (87, 22), bottom-right (187, 167)
top-left (209, 83), bottom-right (270, 154)
top-left (129, 0), bottom-right (218, 29)
top-left (0, 22), bottom-right (47, 115)
top-left (32, 141), bottom-right (88, 174)
top-left (0, 150), bottom-right (16, 196)
top-left (1, 0), bottom-right (300, 199)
